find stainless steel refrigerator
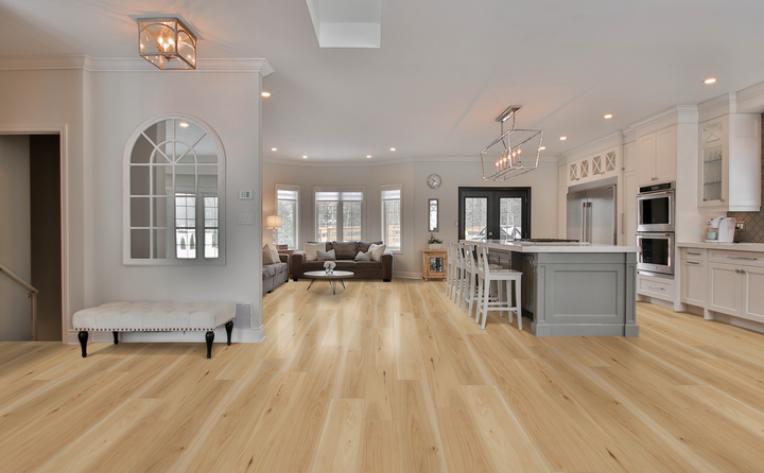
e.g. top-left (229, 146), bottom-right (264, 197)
top-left (566, 185), bottom-right (617, 244)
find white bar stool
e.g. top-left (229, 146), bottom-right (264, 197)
top-left (475, 245), bottom-right (523, 330)
top-left (461, 242), bottom-right (481, 317)
top-left (446, 243), bottom-right (458, 300)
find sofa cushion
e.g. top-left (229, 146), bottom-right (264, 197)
top-left (317, 249), bottom-right (336, 261)
top-left (262, 243), bottom-right (281, 265)
top-left (304, 242), bottom-right (326, 262)
top-left (357, 241), bottom-right (383, 253)
top-left (332, 241), bottom-right (358, 260)
top-left (355, 250), bottom-right (371, 261)
top-left (368, 243), bottom-right (386, 262)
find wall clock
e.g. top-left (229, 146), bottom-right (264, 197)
top-left (426, 173), bottom-right (442, 189)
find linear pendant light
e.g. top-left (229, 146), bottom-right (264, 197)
top-left (480, 105), bottom-right (544, 180)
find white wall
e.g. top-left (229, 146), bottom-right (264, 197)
top-left (0, 60), bottom-right (268, 343)
top-left (0, 135), bottom-right (31, 340)
top-left (263, 158), bottom-right (559, 277)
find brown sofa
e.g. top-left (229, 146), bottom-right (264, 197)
top-left (290, 241), bottom-right (393, 281)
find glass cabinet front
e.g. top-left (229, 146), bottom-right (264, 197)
top-left (701, 119), bottom-right (724, 203)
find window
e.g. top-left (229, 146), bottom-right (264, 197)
top-left (381, 188), bottom-right (401, 251)
top-left (125, 117), bottom-right (225, 264)
top-left (314, 190), bottom-right (364, 241)
top-left (276, 187), bottom-right (299, 249)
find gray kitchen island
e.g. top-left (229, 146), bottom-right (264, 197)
top-left (477, 240), bottom-right (638, 336)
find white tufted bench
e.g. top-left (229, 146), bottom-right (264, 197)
top-left (72, 302), bottom-right (236, 359)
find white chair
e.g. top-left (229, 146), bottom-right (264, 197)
top-left (475, 245), bottom-right (523, 330)
top-left (446, 243), bottom-right (459, 300)
top-left (461, 242), bottom-right (481, 317)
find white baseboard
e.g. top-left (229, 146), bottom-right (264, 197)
top-left (64, 324), bottom-right (265, 345)
top-left (393, 271), bottom-right (422, 280)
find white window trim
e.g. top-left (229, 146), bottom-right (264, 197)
top-left (275, 184), bottom-right (300, 250)
top-left (122, 114), bottom-right (226, 266)
top-left (313, 186), bottom-right (367, 242)
top-left (380, 184), bottom-right (403, 253)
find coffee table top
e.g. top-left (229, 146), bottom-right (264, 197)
top-left (303, 270), bottom-right (354, 279)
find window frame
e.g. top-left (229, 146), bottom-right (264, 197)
top-left (275, 184), bottom-right (300, 250)
top-left (380, 185), bottom-right (403, 252)
top-left (313, 186), bottom-right (366, 242)
top-left (123, 114), bottom-right (226, 266)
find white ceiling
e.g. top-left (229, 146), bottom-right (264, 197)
top-left (2, 0), bottom-right (764, 162)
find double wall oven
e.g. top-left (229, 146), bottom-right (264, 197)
top-left (636, 182), bottom-right (675, 276)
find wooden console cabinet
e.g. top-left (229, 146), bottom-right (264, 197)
top-left (422, 250), bottom-right (447, 280)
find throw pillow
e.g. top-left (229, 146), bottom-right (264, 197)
top-left (368, 243), bottom-right (386, 262)
top-left (262, 243), bottom-right (281, 265)
top-left (317, 249), bottom-right (336, 261)
top-left (354, 250), bottom-right (371, 261)
top-left (304, 242), bottom-right (326, 262)
top-left (332, 241), bottom-right (358, 260)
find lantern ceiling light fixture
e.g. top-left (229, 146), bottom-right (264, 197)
top-left (480, 105), bottom-right (544, 181)
top-left (137, 17), bottom-right (197, 70)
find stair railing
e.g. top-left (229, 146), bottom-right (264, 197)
top-left (0, 263), bottom-right (38, 341)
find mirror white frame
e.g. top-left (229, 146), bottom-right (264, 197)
top-left (123, 114), bottom-right (226, 265)
top-left (428, 198), bottom-right (439, 232)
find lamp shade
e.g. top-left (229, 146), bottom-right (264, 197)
top-left (265, 215), bottom-right (283, 229)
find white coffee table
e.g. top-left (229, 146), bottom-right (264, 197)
top-left (303, 270), bottom-right (355, 295)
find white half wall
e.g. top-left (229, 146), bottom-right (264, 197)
top-left (0, 135), bottom-right (31, 340)
top-left (263, 158), bottom-right (559, 278)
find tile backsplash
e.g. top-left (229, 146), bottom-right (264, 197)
top-left (728, 115), bottom-right (764, 242)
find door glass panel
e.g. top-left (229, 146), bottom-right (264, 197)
top-left (500, 197), bottom-right (523, 240)
top-left (464, 197), bottom-right (488, 240)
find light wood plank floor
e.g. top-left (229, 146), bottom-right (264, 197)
top-left (2, 279), bottom-right (764, 472)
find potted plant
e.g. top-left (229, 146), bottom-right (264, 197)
top-left (428, 233), bottom-right (443, 249)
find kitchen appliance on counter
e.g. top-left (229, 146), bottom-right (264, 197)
top-left (566, 185), bottom-right (616, 245)
top-left (705, 216), bottom-right (736, 243)
top-left (636, 182), bottom-right (675, 277)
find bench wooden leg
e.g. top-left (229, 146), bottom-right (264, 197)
top-left (78, 331), bottom-right (88, 358)
top-left (205, 331), bottom-right (215, 359)
top-left (113, 331), bottom-right (119, 345)
top-left (225, 320), bottom-right (234, 345)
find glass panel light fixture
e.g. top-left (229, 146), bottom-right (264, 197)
top-left (138, 17), bottom-right (197, 70)
top-left (480, 105), bottom-right (543, 181)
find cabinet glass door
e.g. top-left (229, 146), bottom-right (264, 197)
top-left (701, 120), bottom-right (723, 203)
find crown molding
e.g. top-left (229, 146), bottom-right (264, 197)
top-left (264, 155), bottom-right (560, 168)
top-left (562, 131), bottom-right (623, 162)
top-left (0, 55), bottom-right (273, 75)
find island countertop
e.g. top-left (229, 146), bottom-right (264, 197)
top-left (476, 239), bottom-right (636, 253)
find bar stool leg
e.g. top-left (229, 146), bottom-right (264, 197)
top-left (480, 275), bottom-right (491, 330)
top-left (475, 276), bottom-right (483, 323)
top-left (506, 279), bottom-right (514, 324)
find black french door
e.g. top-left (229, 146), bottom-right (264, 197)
top-left (458, 187), bottom-right (531, 241)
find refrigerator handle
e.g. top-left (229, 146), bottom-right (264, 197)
top-left (581, 202), bottom-right (586, 242)
top-left (586, 201), bottom-right (593, 243)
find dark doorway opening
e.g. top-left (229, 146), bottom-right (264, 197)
top-left (458, 187), bottom-right (531, 241)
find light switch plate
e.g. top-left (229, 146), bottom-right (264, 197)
top-left (239, 190), bottom-right (253, 200)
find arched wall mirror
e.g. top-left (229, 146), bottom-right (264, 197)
top-left (124, 116), bottom-right (226, 264)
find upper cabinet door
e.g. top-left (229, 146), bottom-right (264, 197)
top-left (655, 126), bottom-right (677, 182)
top-left (636, 133), bottom-right (657, 185)
top-left (699, 117), bottom-right (726, 207)
top-left (623, 141), bottom-right (637, 174)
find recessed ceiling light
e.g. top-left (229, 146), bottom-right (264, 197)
top-left (704, 77), bottom-right (718, 85)
top-left (179, 121), bottom-right (189, 128)
top-left (559, 136), bottom-right (568, 141)
top-left (366, 154), bottom-right (373, 159)
top-left (603, 113), bottom-right (614, 120)
top-left (301, 155), bottom-right (308, 159)
top-left (270, 147), bottom-right (278, 152)
top-left (261, 91), bottom-right (272, 98)
top-left (389, 147), bottom-right (396, 152)
top-left (538, 146), bottom-right (547, 151)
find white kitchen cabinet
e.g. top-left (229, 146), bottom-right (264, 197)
top-left (655, 127), bottom-right (677, 183)
top-left (680, 260), bottom-right (706, 307)
top-left (742, 266), bottom-right (764, 324)
top-left (698, 114), bottom-right (761, 212)
top-left (708, 262), bottom-right (742, 315)
top-left (631, 126), bottom-right (677, 186)
top-left (623, 141), bottom-right (637, 174)
top-left (637, 273), bottom-right (674, 302)
top-left (567, 148), bottom-right (619, 187)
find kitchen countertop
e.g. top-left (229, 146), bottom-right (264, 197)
top-left (678, 241), bottom-right (764, 252)
top-left (475, 240), bottom-right (636, 253)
